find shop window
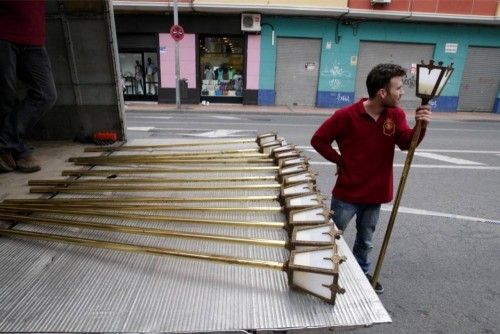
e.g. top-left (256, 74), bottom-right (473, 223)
top-left (119, 51), bottom-right (159, 100)
top-left (199, 36), bottom-right (244, 99)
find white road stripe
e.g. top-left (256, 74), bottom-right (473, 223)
top-left (309, 161), bottom-right (500, 170)
top-left (412, 152), bottom-right (483, 165)
top-left (381, 205), bottom-right (500, 225)
top-left (429, 127), bottom-right (498, 133)
top-left (127, 127), bottom-right (154, 131)
top-left (149, 127), bottom-right (257, 132)
top-left (417, 149), bottom-right (500, 154)
top-left (298, 146), bottom-right (500, 154)
top-left (181, 129), bottom-right (252, 138)
top-left (209, 115), bottom-right (242, 120)
top-left (127, 116), bottom-right (172, 120)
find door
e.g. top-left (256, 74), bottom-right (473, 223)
top-left (458, 47), bottom-right (500, 112)
top-left (355, 41), bottom-right (435, 110)
top-left (275, 38), bottom-right (321, 107)
top-left (119, 51), bottom-right (159, 101)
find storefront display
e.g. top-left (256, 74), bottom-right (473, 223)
top-left (119, 51), bottom-right (159, 100)
top-left (199, 36), bottom-right (244, 101)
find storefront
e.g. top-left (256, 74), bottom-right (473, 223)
top-left (115, 14), bottom-right (257, 105)
top-left (116, 33), bottom-right (160, 101)
top-left (199, 35), bottom-right (245, 103)
top-left (119, 50), bottom-right (159, 101)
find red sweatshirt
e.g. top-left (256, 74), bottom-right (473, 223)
top-left (0, 0), bottom-right (46, 46)
top-left (311, 98), bottom-right (426, 204)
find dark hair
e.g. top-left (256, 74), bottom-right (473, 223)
top-left (366, 63), bottom-right (406, 99)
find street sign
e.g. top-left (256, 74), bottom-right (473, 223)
top-left (170, 24), bottom-right (184, 41)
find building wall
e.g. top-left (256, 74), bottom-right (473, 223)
top-left (194, 0), bottom-right (348, 7)
top-left (348, 0), bottom-right (499, 15)
top-left (159, 33), bottom-right (197, 89)
top-left (258, 16), bottom-right (500, 111)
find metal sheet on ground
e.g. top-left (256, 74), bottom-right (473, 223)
top-left (0, 138), bottom-right (391, 332)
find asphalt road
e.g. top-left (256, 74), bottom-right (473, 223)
top-left (125, 110), bottom-right (500, 334)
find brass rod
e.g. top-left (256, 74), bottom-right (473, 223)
top-left (29, 184), bottom-right (281, 194)
top-left (73, 158), bottom-right (275, 165)
top-left (83, 139), bottom-right (258, 152)
top-left (69, 153), bottom-right (268, 162)
top-left (83, 148), bottom-right (260, 155)
top-left (28, 175), bottom-right (277, 186)
top-left (0, 228), bottom-right (285, 270)
top-left (8, 203), bottom-right (283, 212)
top-left (0, 213), bottom-right (287, 248)
top-left (62, 166), bottom-right (280, 176)
top-left (0, 206), bottom-right (285, 228)
top-left (2, 195), bottom-right (280, 204)
top-left (372, 120), bottom-right (423, 288)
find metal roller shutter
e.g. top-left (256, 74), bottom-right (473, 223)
top-left (458, 47), bottom-right (500, 112)
top-left (355, 41), bottom-right (434, 110)
top-left (275, 38), bottom-right (321, 107)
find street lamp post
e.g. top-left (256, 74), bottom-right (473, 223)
top-left (371, 60), bottom-right (454, 289)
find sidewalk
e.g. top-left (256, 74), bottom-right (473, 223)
top-left (125, 101), bottom-right (500, 122)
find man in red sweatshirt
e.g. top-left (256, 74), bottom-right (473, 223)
top-left (0, 0), bottom-right (57, 173)
top-left (311, 63), bottom-right (432, 294)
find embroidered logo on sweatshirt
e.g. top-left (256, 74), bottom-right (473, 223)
top-left (383, 118), bottom-right (395, 136)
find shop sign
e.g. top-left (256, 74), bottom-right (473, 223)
top-left (410, 63), bottom-right (417, 75)
top-left (445, 43), bottom-right (458, 54)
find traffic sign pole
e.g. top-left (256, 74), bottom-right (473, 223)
top-left (173, 0), bottom-right (180, 109)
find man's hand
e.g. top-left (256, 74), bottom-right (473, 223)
top-left (415, 105), bottom-right (432, 127)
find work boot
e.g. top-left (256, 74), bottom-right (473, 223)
top-left (15, 155), bottom-right (41, 173)
top-left (0, 152), bottom-right (16, 173)
top-left (366, 273), bottom-right (384, 294)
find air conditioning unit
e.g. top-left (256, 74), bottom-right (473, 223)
top-left (371, 0), bottom-right (391, 3)
top-left (241, 13), bottom-right (261, 32)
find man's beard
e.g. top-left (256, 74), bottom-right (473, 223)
top-left (382, 97), bottom-right (399, 108)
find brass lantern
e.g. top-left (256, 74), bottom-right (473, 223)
top-left (416, 60), bottom-right (454, 105)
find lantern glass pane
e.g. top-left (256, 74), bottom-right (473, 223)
top-left (293, 248), bottom-right (334, 269)
top-left (292, 271), bottom-right (334, 299)
top-left (295, 225), bottom-right (332, 242)
top-left (434, 69), bottom-right (453, 97)
top-left (291, 207), bottom-right (327, 222)
top-left (418, 67), bottom-right (442, 96)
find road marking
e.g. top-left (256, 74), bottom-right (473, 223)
top-left (298, 146), bottom-right (500, 154)
top-left (127, 127), bottom-right (154, 131)
top-left (181, 129), bottom-right (253, 138)
top-left (209, 115), bottom-right (242, 120)
top-left (418, 149), bottom-right (500, 154)
top-left (127, 116), bottom-right (173, 120)
top-left (309, 161), bottom-right (500, 170)
top-left (381, 205), bottom-right (500, 225)
top-left (127, 120), bottom-right (315, 127)
top-left (413, 152), bottom-right (483, 165)
top-left (429, 127), bottom-right (499, 133)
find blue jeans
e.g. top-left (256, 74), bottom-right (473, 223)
top-left (331, 197), bottom-right (381, 273)
top-left (0, 40), bottom-right (57, 157)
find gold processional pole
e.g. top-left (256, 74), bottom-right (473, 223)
top-left (0, 133), bottom-right (346, 304)
top-left (0, 213), bottom-right (287, 248)
top-left (61, 166), bottom-right (280, 176)
top-left (372, 60), bottom-right (454, 288)
top-left (0, 227), bottom-right (285, 270)
top-left (83, 138), bottom-right (260, 152)
top-left (2, 195), bottom-right (280, 204)
top-left (0, 205), bottom-right (285, 228)
top-left (28, 184), bottom-right (282, 194)
top-left (0, 225), bottom-right (345, 304)
top-left (2, 202), bottom-right (283, 212)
